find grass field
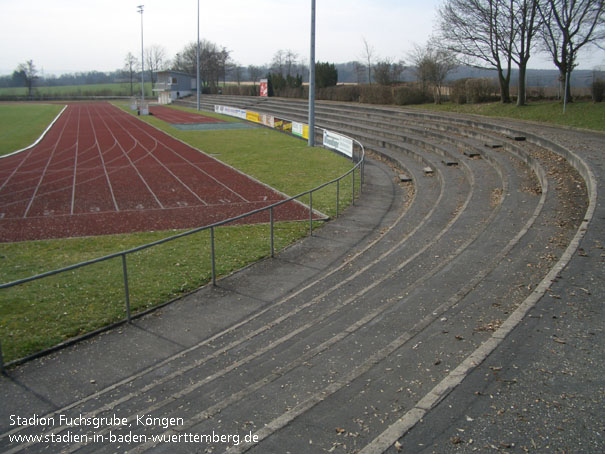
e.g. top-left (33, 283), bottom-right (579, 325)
top-left (0, 103), bottom-right (359, 363)
top-left (0, 103), bottom-right (65, 155)
top-left (0, 82), bottom-right (152, 98)
top-left (411, 100), bottom-right (605, 132)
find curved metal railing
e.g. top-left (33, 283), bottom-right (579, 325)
top-left (0, 119), bottom-right (365, 370)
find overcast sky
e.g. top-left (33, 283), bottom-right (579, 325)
top-left (1, 0), bottom-right (604, 76)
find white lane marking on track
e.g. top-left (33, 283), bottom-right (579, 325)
top-left (94, 104), bottom-right (164, 210)
top-left (22, 107), bottom-right (75, 218)
top-left (86, 104), bottom-right (120, 212)
top-left (70, 104), bottom-right (81, 215)
top-left (112, 107), bottom-right (211, 206)
top-left (117, 107), bottom-right (250, 204)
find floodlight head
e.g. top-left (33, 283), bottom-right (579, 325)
top-left (137, 5), bottom-right (144, 13)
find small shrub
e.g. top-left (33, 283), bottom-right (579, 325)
top-left (317, 85), bottom-right (361, 102)
top-left (393, 86), bottom-right (429, 105)
top-left (466, 78), bottom-right (497, 103)
top-left (222, 85), bottom-right (258, 96)
top-left (528, 86), bottom-right (546, 100)
top-left (450, 79), bottom-right (468, 104)
top-left (450, 78), bottom-right (498, 104)
top-left (360, 85), bottom-right (393, 105)
top-left (591, 79), bottom-right (605, 103)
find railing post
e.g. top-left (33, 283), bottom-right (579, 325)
top-left (121, 254), bottom-right (131, 323)
top-left (336, 179), bottom-right (340, 218)
top-left (270, 207), bottom-right (275, 258)
top-left (352, 168), bottom-right (356, 206)
top-left (309, 192), bottom-right (313, 235)
top-left (0, 338), bottom-right (5, 374)
top-left (361, 160), bottom-right (364, 193)
top-left (210, 227), bottom-right (216, 286)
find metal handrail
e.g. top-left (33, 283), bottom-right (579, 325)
top-left (0, 124), bottom-right (365, 370)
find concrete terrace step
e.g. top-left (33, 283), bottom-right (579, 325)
top-left (0, 97), bottom-right (596, 454)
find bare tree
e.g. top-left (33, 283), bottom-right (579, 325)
top-left (248, 65), bottom-right (262, 84)
top-left (17, 60), bottom-right (38, 97)
top-left (410, 41), bottom-right (457, 104)
top-left (248, 65), bottom-right (263, 94)
top-left (145, 45), bottom-right (168, 86)
top-left (361, 37), bottom-right (377, 84)
top-left (438, 0), bottom-right (514, 102)
top-left (353, 61), bottom-right (366, 84)
top-left (272, 50), bottom-right (286, 76)
top-left (284, 50), bottom-right (299, 77)
top-left (172, 40), bottom-right (232, 90)
top-left (233, 65), bottom-right (244, 86)
top-left (508, 0), bottom-right (542, 106)
top-left (539, 0), bottom-right (605, 103)
top-left (123, 52), bottom-right (139, 96)
top-left (373, 59), bottom-right (404, 85)
top-left (218, 47), bottom-right (234, 86)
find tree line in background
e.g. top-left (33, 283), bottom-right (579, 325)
top-left (438, 0), bottom-right (604, 105)
top-left (3, 0), bottom-right (603, 105)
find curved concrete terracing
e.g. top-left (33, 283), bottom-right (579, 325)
top-left (1, 97), bottom-right (601, 454)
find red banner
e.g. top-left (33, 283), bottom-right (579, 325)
top-left (260, 79), bottom-right (268, 97)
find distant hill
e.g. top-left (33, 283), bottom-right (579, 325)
top-left (1, 63), bottom-right (601, 92)
top-left (334, 62), bottom-right (603, 87)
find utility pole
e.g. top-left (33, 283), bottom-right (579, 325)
top-left (197, 0), bottom-right (201, 111)
top-left (308, 0), bottom-right (316, 147)
top-left (137, 5), bottom-right (145, 107)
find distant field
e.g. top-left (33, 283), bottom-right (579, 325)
top-left (0, 82), bottom-right (152, 98)
top-left (0, 103), bottom-right (64, 155)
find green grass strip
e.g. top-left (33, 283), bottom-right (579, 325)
top-left (410, 100), bottom-right (605, 132)
top-left (0, 104), bottom-right (64, 156)
top-left (0, 82), bottom-right (152, 98)
top-left (0, 223), bottom-right (311, 361)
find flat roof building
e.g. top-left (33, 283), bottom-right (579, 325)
top-left (153, 71), bottom-right (196, 104)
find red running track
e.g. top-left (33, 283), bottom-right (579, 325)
top-left (0, 102), bottom-right (313, 242)
top-left (149, 105), bottom-right (225, 124)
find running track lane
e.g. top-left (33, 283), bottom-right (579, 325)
top-left (0, 102), bottom-right (314, 242)
top-left (148, 105), bottom-right (226, 124)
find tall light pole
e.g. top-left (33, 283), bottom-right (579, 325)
top-left (197, 0), bottom-right (200, 111)
top-left (308, 0), bottom-right (316, 147)
top-left (138, 5), bottom-right (145, 106)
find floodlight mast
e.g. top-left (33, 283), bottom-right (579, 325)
top-left (308, 0), bottom-right (316, 147)
top-left (197, 0), bottom-right (200, 111)
top-left (138, 5), bottom-right (145, 106)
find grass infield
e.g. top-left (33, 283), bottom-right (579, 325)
top-left (0, 103), bottom-right (65, 156)
top-left (0, 82), bottom-right (152, 98)
top-left (0, 103), bottom-right (359, 363)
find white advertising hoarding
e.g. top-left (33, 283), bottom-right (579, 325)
top-left (292, 122), bottom-right (304, 137)
top-left (323, 130), bottom-right (353, 158)
top-left (215, 105), bottom-right (247, 120)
